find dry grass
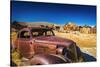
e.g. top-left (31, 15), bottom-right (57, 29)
top-left (54, 31), bottom-right (96, 47)
top-left (54, 30), bottom-right (96, 57)
top-left (11, 32), bottom-right (17, 44)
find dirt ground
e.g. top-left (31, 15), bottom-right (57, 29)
top-left (54, 31), bottom-right (96, 57)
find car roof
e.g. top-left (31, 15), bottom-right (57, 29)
top-left (19, 26), bottom-right (53, 32)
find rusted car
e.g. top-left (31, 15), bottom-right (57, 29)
top-left (12, 27), bottom-right (85, 65)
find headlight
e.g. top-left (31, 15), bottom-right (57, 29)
top-left (56, 45), bottom-right (64, 55)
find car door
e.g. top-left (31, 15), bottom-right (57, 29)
top-left (33, 41), bottom-right (48, 54)
top-left (33, 39), bottom-right (56, 54)
top-left (29, 29), bottom-right (44, 54)
top-left (33, 30), bottom-right (56, 54)
top-left (17, 30), bottom-right (34, 58)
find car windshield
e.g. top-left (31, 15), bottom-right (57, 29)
top-left (31, 28), bottom-right (55, 37)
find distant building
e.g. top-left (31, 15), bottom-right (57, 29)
top-left (79, 26), bottom-right (96, 34)
top-left (53, 24), bottom-right (60, 31)
top-left (90, 27), bottom-right (96, 34)
top-left (63, 22), bottom-right (78, 31)
top-left (63, 22), bottom-right (96, 34)
top-left (80, 27), bottom-right (91, 34)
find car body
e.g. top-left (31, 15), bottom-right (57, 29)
top-left (13, 26), bottom-right (84, 63)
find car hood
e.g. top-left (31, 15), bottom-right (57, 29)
top-left (33, 36), bottom-right (75, 46)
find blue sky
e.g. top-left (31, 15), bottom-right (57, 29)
top-left (11, 1), bottom-right (96, 26)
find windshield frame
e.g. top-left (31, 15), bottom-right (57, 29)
top-left (31, 28), bottom-right (55, 37)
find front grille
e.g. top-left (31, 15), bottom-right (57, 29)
top-left (64, 44), bottom-right (78, 62)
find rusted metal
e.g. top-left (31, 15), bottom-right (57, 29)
top-left (13, 27), bottom-right (84, 64)
top-left (28, 54), bottom-right (70, 65)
